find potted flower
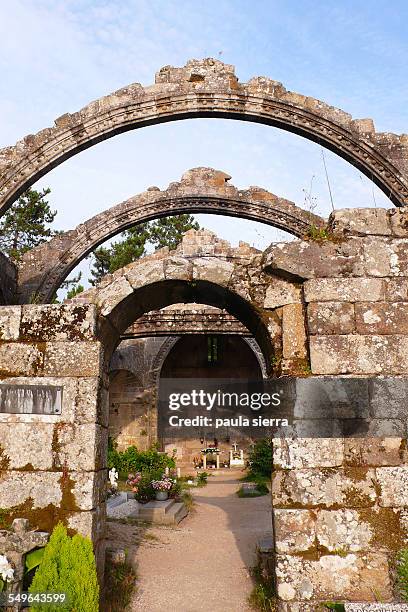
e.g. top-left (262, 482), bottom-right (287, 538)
top-left (151, 475), bottom-right (174, 501)
top-left (126, 472), bottom-right (142, 493)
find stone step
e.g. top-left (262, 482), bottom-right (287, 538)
top-left (138, 498), bottom-right (176, 520)
top-left (162, 502), bottom-right (188, 525)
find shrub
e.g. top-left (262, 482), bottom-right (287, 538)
top-left (247, 439), bottom-right (273, 478)
top-left (107, 439), bottom-right (175, 477)
top-left (196, 471), bottom-right (208, 487)
top-left (29, 523), bottom-right (99, 611)
top-left (398, 548), bottom-right (408, 602)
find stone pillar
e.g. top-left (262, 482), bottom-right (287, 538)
top-left (0, 304), bottom-right (107, 578)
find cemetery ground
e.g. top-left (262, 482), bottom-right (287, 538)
top-left (103, 471), bottom-right (272, 612)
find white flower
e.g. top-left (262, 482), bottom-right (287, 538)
top-left (0, 555), bottom-right (14, 582)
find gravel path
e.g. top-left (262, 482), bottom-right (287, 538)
top-left (131, 471), bottom-right (272, 612)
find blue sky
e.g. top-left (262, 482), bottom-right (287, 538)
top-left (1, 0), bottom-right (407, 286)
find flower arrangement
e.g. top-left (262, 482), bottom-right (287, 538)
top-left (151, 475), bottom-right (174, 492)
top-left (0, 554), bottom-right (14, 589)
top-left (126, 472), bottom-right (142, 492)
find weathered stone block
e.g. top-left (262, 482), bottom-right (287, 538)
top-left (20, 305), bottom-right (96, 341)
top-left (71, 470), bottom-right (106, 511)
top-left (315, 509), bottom-right (372, 552)
top-left (307, 302), bottom-right (355, 335)
top-left (275, 552), bottom-right (391, 602)
top-left (272, 467), bottom-right (377, 509)
top-left (0, 471), bottom-right (62, 509)
top-left (355, 302), bottom-right (408, 334)
top-left (344, 438), bottom-right (407, 467)
top-left (96, 275), bottom-right (133, 316)
top-left (329, 208), bottom-right (391, 236)
top-left (0, 306), bottom-right (21, 341)
top-left (192, 257), bottom-right (234, 285)
top-left (263, 279), bottom-right (302, 308)
top-left (273, 438), bottom-right (344, 469)
top-left (67, 502), bottom-right (106, 542)
top-left (54, 423), bottom-right (107, 471)
top-left (369, 377), bottom-right (408, 419)
top-left (362, 237), bottom-right (395, 277)
top-left (383, 277), bottom-right (408, 302)
top-left (304, 277), bottom-right (384, 303)
top-left (0, 343), bottom-right (43, 376)
top-left (263, 239), bottom-right (365, 280)
top-left (310, 335), bottom-right (408, 375)
top-left (125, 259), bottom-right (164, 289)
top-left (43, 342), bottom-right (102, 377)
top-left (274, 509), bottom-right (315, 553)
top-left (389, 208), bottom-right (408, 237)
top-left (0, 422), bottom-right (54, 470)
top-left (282, 303), bottom-right (307, 359)
top-left (376, 467), bottom-right (408, 507)
top-left (76, 377), bottom-right (108, 426)
top-left (163, 256), bottom-right (193, 281)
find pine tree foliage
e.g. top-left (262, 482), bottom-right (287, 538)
top-left (90, 215), bottom-right (199, 285)
top-left (0, 188), bottom-right (56, 260)
top-left (29, 523), bottom-right (99, 612)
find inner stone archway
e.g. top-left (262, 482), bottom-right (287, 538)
top-left (1, 58), bottom-right (408, 216)
top-left (16, 167), bottom-right (324, 304)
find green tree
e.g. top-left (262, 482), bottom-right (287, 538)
top-left (89, 215), bottom-right (199, 285)
top-left (0, 188), bottom-right (56, 260)
top-left (29, 523), bottom-right (99, 612)
top-left (149, 214), bottom-right (199, 250)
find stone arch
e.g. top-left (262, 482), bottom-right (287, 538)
top-left (17, 167), bottom-right (324, 304)
top-left (1, 58), bottom-right (408, 215)
top-left (71, 237), bottom-right (278, 372)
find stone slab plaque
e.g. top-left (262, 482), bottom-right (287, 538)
top-left (0, 385), bottom-right (62, 415)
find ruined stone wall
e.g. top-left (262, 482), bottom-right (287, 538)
top-left (263, 208), bottom-right (408, 608)
top-left (0, 304), bottom-right (107, 573)
top-left (1, 215), bottom-right (408, 605)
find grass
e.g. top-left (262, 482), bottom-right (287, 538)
top-left (248, 565), bottom-right (277, 611)
top-left (103, 557), bottom-right (137, 612)
top-left (180, 490), bottom-right (195, 512)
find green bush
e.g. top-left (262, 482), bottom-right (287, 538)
top-left (196, 471), bottom-right (208, 487)
top-left (247, 439), bottom-right (273, 478)
top-left (29, 523), bottom-right (99, 611)
top-left (398, 548), bottom-right (408, 602)
top-left (107, 439), bottom-right (175, 477)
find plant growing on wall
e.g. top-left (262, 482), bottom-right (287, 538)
top-left (397, 548), bottom-right (408, 602)
top-left (29, 523), bottom-right (99, 611)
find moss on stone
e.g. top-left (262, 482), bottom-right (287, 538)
top-left (359, 508), bottom-right (405, 552)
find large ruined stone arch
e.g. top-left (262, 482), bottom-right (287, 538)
top-left (70, 235), bottom-right (282, 371)
top-left (1, 58), bottom-right (408, 215)
top-left (17, 167), bottom-right (324, 304)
